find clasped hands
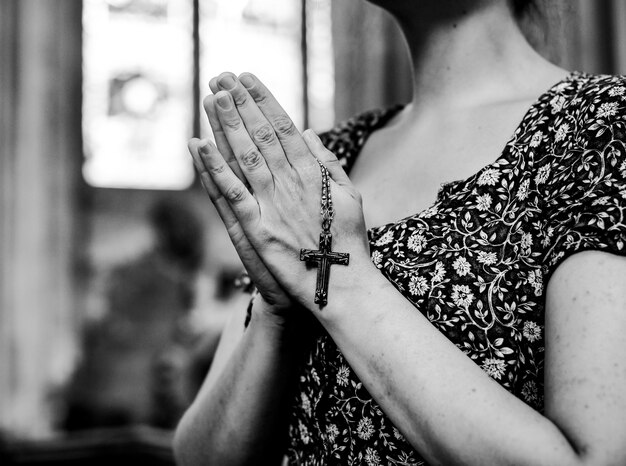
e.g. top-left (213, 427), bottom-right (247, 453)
top-left (188, 72), bottom-right (371, 315)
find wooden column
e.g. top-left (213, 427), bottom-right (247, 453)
top-left (0, 0), bottom-right (84, 438)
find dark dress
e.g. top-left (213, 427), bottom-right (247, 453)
top-left (282, 72), bottom-right (626, 465)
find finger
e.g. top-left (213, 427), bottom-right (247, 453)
top-left (203, 95), bottom-right (246, 182)
top-left (238, 72), bottom-right (315, 170)
top-left (213, 91), bottom-right (275, 193)
top-left (189, 138), bottom-right (237, 219)
top-left (209, 77), bottom-right (219, 95)
top-left (192, 138), bottom-right (260, 223)
top-left (189, 138), bottom-right (286, 300)
top-left (215, 72), bottom-right (291, 172)
top-left (303, 130), bottom-right (352, 188)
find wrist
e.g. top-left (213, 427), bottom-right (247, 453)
top-left (251, 296), bottom-right (291, 328)
top-left (250, 296), bottom-right (323, 359)
top-left (313, 252), bottom-right (390, 326)
top-left (251, 295), bottom-right (312, 335)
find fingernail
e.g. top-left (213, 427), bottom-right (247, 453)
top-left (218, 75), bottom-right (236, 90)
top-left (200, 141), bottom-right (212, 155)
top-left (239, 74), bottom-right (255, 89)
top-left (216, 93), bottom-right (232, 110)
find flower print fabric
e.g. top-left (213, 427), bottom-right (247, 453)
top-left (284, 73), bottom-right (626, 465)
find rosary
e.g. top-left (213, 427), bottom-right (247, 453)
top-left (300, 159), bottom-right (350, 306)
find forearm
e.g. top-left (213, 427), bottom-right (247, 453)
top-left (318, 262), bottom-right (582, 466)
top-left (174, 299), bottom-right (303, 466)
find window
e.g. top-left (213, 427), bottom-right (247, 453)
top-left (82, 0), bottom-right (333, 190)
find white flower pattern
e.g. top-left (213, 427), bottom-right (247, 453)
top-left (408, 231), bottom-right (427, 253)
top-left (529, 130), bottom-right (543, 147)
top-left (517, 179), bottom-right (530, 200)
top-left (477, 168), bottom-right (501, 186)
top-left (325, 424), bottom-right (339, 443)
top-left (357, 417), bottom-right (375, 440)
top-left (365, 447), bottom-right (381, 466)
top-left (285, 73), bottom-right (626, 466)
top-left (550, 95), bottom-right (566, 113)
top-left (597, 101), bottom-right (619, 119)
top-left (521, 381), bottom-right (539, 403)
top-left (336, 365), bottom-right (350, 386)
top-left (432, 261), bottom-right (446, 282)
top-left (555, 123), bottom-right (570, 142)
top-left (482, 358), bottom-right (507, 380)
top-left (452, 257), bottom-right (471, 276)
top-left (409, 274), bottom-right (429, 296)
top-left (520, 232), bottom-right (533, 250)
top-left (535, 165), bottom-right (551, 184)
top-left (523, 321), bottom-right (542, 342)
top-left (451, 284), bottom-right (474, 308)
top-left (527, 269), bottom-right (543, 297)
top-left (476, 193), bottom-right (492, 211)
top-left (477, 251), bottom-right (498, 265)
top-left (374, 230), bottom-right (394, 246)
top-left (371, 250), bottom-right (383, 268)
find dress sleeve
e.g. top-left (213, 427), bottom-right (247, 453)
top-left (542, 76), bottom-right (626, 276)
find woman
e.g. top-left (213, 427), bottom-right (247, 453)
top-left (176, 0), bottom-right (626, 464)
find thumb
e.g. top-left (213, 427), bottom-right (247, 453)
top-left (303, 129), bottom-right (352, 188)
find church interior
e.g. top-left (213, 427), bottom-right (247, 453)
top-left (1, 0), bottom-right (624, 464)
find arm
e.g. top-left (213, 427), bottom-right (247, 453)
top-left (174, 297), bottom-right (303, 466)
top-left (176, 74), bottom-right (306, 465)
top-left (316, 250), bottom-right (626, 466)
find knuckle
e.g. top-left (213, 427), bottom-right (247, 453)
top-left (324, 156), bottom-right (341, 169)
top-left (225, 183), bottom-right (247, 203)
top-left (226, 223), bottom-right (246, 244)
top-left (273, 116), bottom-right (296, 137)
top-left (232, 91), bottom-right (249, 107)
top-left (252, 125), bottom-right (276, 145)
top-left (251, 90), bottom-right (269, 106)
top-left (240, 147), bottom-right (265, 169)
top-left (222, 116), bottom-right (241, 130)
top-left (208, 163), bottom-right (227, 176)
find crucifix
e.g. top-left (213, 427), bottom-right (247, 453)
top-left (300, 231), bottom-right (350, 306)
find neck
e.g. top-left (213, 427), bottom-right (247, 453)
top-left (382, 1), bottom-right (565, 112)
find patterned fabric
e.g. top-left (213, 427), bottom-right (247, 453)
top-left (285, 73), bottom-right (626, 465)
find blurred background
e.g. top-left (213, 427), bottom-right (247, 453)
top-left (1, 0), bottom-right (625, 464)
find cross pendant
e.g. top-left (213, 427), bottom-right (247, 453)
top-left (300, 231), bottom-right (350, 306)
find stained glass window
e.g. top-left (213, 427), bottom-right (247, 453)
top-left (83, 0), bottom-right (333, 189)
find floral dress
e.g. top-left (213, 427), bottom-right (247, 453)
top-left (283, 73), bottom-right (626, 465)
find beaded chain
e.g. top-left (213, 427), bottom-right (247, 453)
top-left (317, 159), bottom-right (334, 233)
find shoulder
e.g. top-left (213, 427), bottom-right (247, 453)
top-left (536, 73), bottom-right (626, 184)
top-left (557, 73), bottom-right (626, 137)
top-left (555, 73), bottom-right (626, 109)
top-left (569, 73), bottom-right (626, 107)
top-left (533, 75), bottom-right (626, 273)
